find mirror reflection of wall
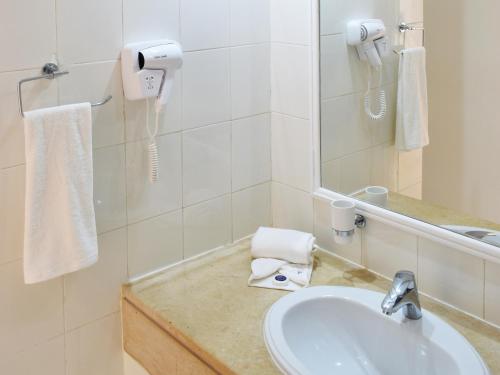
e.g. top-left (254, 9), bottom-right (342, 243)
top-left (320, 0), bottom-right (424, 199)
top-left (319, 0), bottom-right (500, 247)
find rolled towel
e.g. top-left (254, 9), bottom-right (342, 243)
top-left (251, 227), bottom-right (315, 265)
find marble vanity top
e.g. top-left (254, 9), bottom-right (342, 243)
top-left (123, 240), bottom-right (500, 375)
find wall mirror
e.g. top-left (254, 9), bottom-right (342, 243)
top-left (319, 0), bottom-right (500, 248)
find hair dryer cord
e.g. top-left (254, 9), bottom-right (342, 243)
top-left (364, 64), bottom-right (386, 121)
top-left (146, 98), bottom-right (160, 183)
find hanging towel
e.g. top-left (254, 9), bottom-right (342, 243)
top-left (251, 227), bottom-right (315, 265)
top-left (395, 47), bottom-right (429, 151)
top-left (23, 103), bottom-right (98, 284)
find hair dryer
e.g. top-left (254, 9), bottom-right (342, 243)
top-left (347, 19), bottom-right (387, 67)
top-left (121, 40), bottom-right (183, 184)
top-left (138, 43), bottom-right (183, 113)
top-left (346, 19), bottom-right (389, 121)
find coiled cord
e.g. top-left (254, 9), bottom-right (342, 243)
top-left (364, 64), bottom-right (387, 121)
top-left (146, 98), bottom-right (160, 183)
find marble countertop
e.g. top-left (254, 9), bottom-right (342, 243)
top-left (123, 240), bottom-right (500, 375)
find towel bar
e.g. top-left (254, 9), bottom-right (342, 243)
top-left (18, 63), bottom-right (113, 117)
top-left (393, 22), bottom-right (425, 55)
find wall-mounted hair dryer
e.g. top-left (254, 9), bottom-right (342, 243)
top-left (347, 19), bottom-right (388, 67)
top-left (346, 20), bottom-right (389, 121)
top-left (122, 40), bottom-right (183, 184)
top-left (122, 40), bottom-right (183, 112)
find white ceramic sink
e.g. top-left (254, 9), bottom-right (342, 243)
top-left (264, 286), bottom-right (489, 375)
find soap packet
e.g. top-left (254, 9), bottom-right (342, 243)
top-left (247, 258), bottom-right (313, 292)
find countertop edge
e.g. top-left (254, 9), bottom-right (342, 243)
top-left (122, 287), bottom-right (238, 375)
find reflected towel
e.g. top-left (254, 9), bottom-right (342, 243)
top-left (251, 227), bottom-right (315, 265)
top-left (395, 47), bottom-right (429, 151)
top-left (23, 103), bottom-right (98, 284)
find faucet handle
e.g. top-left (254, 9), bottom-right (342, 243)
top-left (394, 270), bottom-right (417, 285)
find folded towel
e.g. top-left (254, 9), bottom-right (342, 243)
top-left (251, 227), bottom-right (315, 265)
top-left (23, 103), bottom-right (98, 284)
top-left (248, 258), bottom-right (313, 292)
top-left (395, 47), bottom-right (429, 151)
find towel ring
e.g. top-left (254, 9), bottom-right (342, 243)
top-left (18, 63), bottom-right (113, 118)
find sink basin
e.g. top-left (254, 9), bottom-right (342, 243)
top-left (263, 286), bottom-right (489, 375)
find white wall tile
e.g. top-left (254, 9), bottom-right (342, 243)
top-left (485, 261), bottom-right (500, 326)
top-left (338, 149), bottom-right (371, 194)
top-left (182, 49), bottom-right (231, 129)
top-left (320, 34), bottom-right (364, 99)
top-left (398, 149), bottom-right (423, 190)
top-left (230, 45), bottom-right (270, 118)
top-left (57, 0), bottom-right (122, 64)
top-left (232, 114), bottom-right (271, 191)
top-left (271, 43), bottom-right (310, 119)
top-left (399, 182), bottom-right (422, 200)
top-left (419, 238), bottom-right (485, 317)
top-left (0, 335), bottom-right (65, 375)
top-left (180, 0), bottom-right (230, 51)
top-left (123, 0), bottom-right (180, 44)
top-left (124, 74), bottom-right (182, 142)
top-left (399, 0), bottom-right (424, 23)
top-left (183, 123), bottom-right (231, 205)
top-left (126, 133), bottom-right (182, 223)
top-left (320, 94), bottom-right (371, 162)
top-left (0, 0), bottom-right (56, 72)
top-left (66, 313), bottom-right (124, 375)
top-left (183, 195), bottom-right (232, 258)
top-left (64, 229), bottom-right (127, 331)
top-left (272, 113), bottom-right (313, 192)
top-left (230, 0), bottom-right (270, 45)
top-left (58, 61), bottom-right (125, 149)
top-left (370, 144), bottom-right (398, 191)
top-left (0, 70), bottom-right (58, 168)
top-left (321, 159), bottom-right (341, 193)
top-left (313, 198), bottom-right (362, 264)
top-left (364, 219), bottom-right (418, 278)
top-left (271, 0), bottom-right (311, 45)
top-left (272, 182), bottom-right (313, 233)
top-left (128, 210), bottom-right (183, 277)
top-left (0, 166), bottom-right (25, 265)
top-left (232, 183), bottom-right (272, 239)
top-left (320, 0), bottom-right (397, 36)
top-left (0, 261), bottom-right (63, 358)
top-left (93, 145), bottom-right (127, 233)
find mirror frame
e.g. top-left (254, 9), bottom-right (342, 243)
top-left (310, 0), bottom-right (500, 263)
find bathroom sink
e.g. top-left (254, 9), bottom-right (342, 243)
top-left (263, 286), bottom-right (489, 375)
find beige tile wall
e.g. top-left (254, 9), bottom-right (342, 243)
top-left (0, 0), bottom-right (272, 373)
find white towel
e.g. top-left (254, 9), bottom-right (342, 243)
top-left (251, 227), bottom-right (315, 265)
top-left (248, 258), bottom-right (313, 292)
top-left (395, 47), bottom-right (429, 151)
top-left (23, 103), bottom-right (98, 284)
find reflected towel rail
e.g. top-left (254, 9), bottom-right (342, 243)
top-left (393, 22), bottom-right (425, 55)
top-left (18, 63), bottom-right (112, 118)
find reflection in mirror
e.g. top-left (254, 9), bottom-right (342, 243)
top-left (319, 0), bottom-right (500, 247)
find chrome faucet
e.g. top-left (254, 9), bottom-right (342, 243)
top-left (381, 270), bottom-right (422, 320)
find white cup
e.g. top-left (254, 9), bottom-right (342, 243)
top-left (331, 200), bottom-right (356, 245)
top-left (364, 186), bottom-right (389, 207)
